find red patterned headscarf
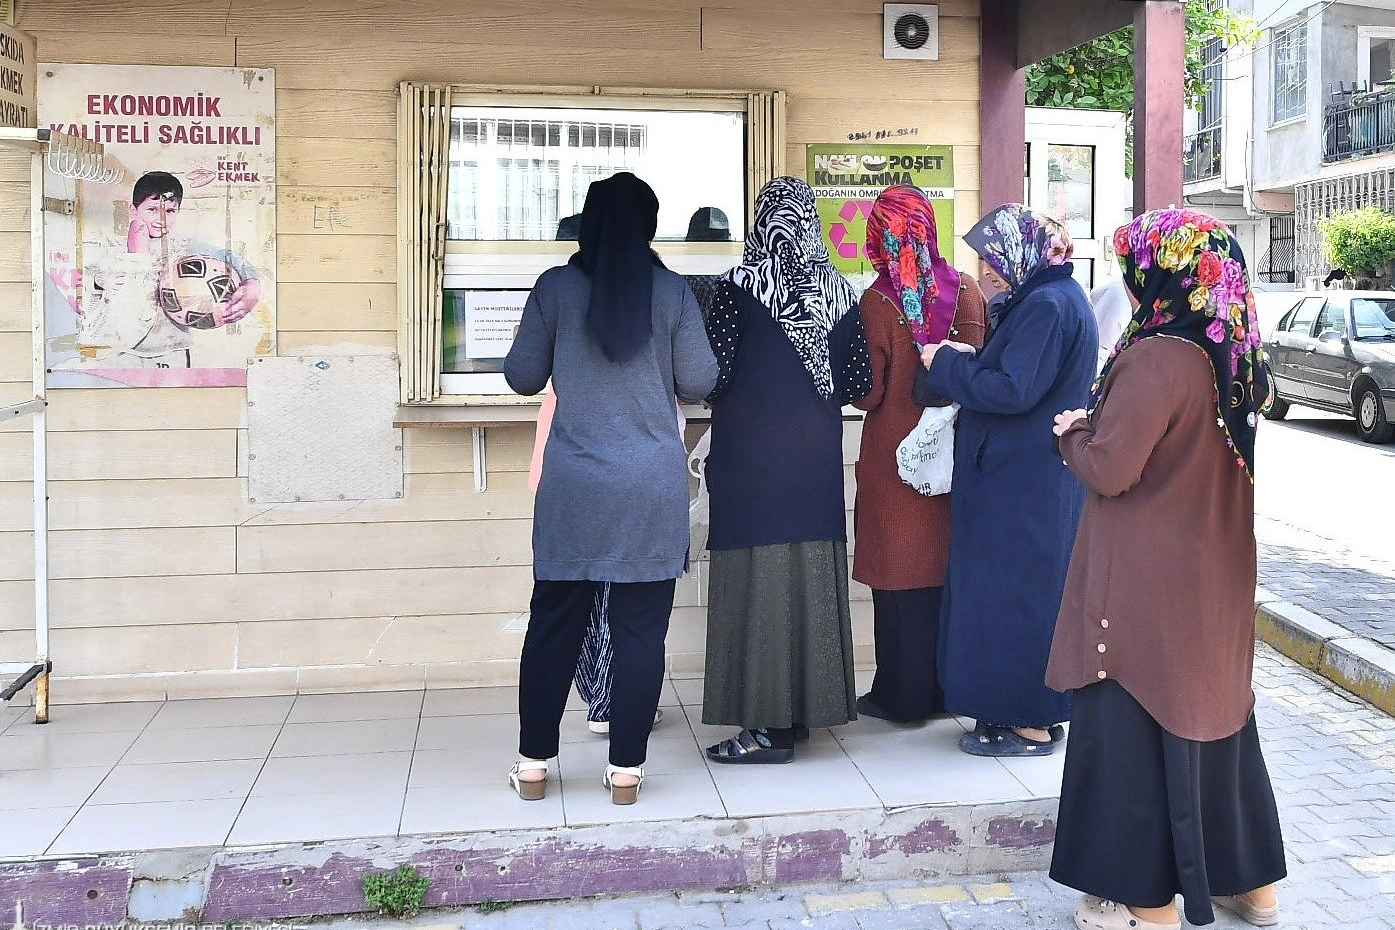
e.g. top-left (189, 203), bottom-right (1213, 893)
top-left (865, 185), bottom-right (960, 346)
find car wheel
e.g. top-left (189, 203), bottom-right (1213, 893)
top-left (1355, 384), bottom-right (1395, 444)
top-left (1262, 395), bottom-right (1290, 421)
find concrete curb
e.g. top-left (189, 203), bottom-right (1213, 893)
top-left (0, 800), bottom-right (1057, 925)
top-left (1255, 590), bottom-right (1395, 717)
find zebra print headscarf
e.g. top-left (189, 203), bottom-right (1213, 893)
top-left (723, 176), bottom-right (858, 398)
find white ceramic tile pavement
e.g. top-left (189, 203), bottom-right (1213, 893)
top-left (415, 713), bottom-right (517, 753)
top-left (0, 729), bottom-right (139, 770)
top-left (49, 798), bottom-right (245, 855)
top-left (286, 689), bottom-right (425, 724)
top-left (708, 747), bottom-right (882, 818)
top-left (0, 705), bottom-right (23, 734)
top-left (122, 724), bottom-right (280, 765)
top-left (996, 742), bottom-right (1069, 799)
top-left (421, 681), bottom-right (681, 718)
top-left (562, 770), bottom-right (726, 827)
top-left (556, 732), bottom-right (711, 779)
top-left (834, 716), bottom-right (965, 756)
top-left (270, 719), bottom-right (417, 758)
top-left (228, 790), bottom-right (404, 847)
top-left (671, 677), bottom-right (704, 706)
top-left (87, 760), bottom-right (265, 805)
top-left (37, 702), bottom-right (161, 734)
top-left (399, 785), bottom-right (566, 836)
top-left (146, 695), bottom-right (294, 731)
top-left (0, 765), bottom-right (108, 812)
top-left (0, 807), bottom-right (79, 858)
top-left (422, 686), bottom-right (516, 718)
top-left (406, 748), bottom-right (510, 790)
top-left (252, 752), bottom-right (413, 798)
top-left (848, 741), bottom-right (1042, 808)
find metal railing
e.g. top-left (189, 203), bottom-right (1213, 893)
top-left (1324, 92), bottom-right (1395, 162)
top-left (1184, 126), bottom-right (1222, 183)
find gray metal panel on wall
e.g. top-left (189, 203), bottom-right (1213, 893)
top-left (246, 355), bottom-right (404, 503)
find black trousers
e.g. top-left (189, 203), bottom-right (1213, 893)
top-left (1050, 680), bottom-right (1287, 926)
top-left (866, 586), bottom-right (946, 722)
top-left (518, 578), bottom-right (676, 768)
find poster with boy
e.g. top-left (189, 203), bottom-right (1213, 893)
top-left (40, 65), bottom-right (275, 387)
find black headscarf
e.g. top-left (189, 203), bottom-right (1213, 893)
top-left (568, 172), bottom-right (664, 364)
top-left (686, 206), bottom-right (732, 242)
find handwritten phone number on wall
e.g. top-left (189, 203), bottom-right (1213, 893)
top-left (846, 128), bottom-right (921, 142)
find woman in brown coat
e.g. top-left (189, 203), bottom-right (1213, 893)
top-left (1048, 209), bottom-right (1285, 930)
top-left (852, 185), bottom-right (986, 722)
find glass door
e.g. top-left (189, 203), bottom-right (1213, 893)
top-left (1025, 109), bottom-right (1130, 293)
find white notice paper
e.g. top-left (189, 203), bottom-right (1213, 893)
top-left (464, 290), bottom-right (529, 360)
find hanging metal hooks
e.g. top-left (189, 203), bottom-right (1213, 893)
top-left (43, 131), bottom-right (124, 185)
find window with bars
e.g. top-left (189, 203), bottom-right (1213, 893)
top-left (447, 114), bottom-right (648, 241)
top-left (397, 84), bottom-right (786, 402)
top-left (1272, 22), bottom-right (1307, 124)
top-left (1263, 215), bottom-right (1296, 284)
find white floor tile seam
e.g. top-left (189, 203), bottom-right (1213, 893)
top-left (392, 712), bottom-right (433, 837)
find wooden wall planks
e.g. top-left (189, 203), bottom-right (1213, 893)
top-left (0, 0), bottom-right (982, 699)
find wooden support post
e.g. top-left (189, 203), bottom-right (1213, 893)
top-left (1133, 0), bottom-right (1186, 213)
top-left (980, 0), bottom-right (1026, 215)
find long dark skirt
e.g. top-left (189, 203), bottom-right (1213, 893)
top-left (1050, 680), bottom-right (1287, 926)
top-left (702, 540), bottom-right (857, 729)
top-left (865, 586), bottom-right (945, 721)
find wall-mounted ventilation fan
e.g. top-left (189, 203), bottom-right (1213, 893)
top-left (884, 4), bottom-right (940, 61)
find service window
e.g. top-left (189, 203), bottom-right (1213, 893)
top-left (438, 96), bottom-right (755, 396)
top-left (398, 85), bottom-right (784, 403)
top-left (445, 106), bottom-right (747, 243)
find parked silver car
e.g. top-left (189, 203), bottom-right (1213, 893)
top-left (1264, 291), bottom-right (1395, 443)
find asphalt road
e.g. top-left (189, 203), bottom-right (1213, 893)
top-left (1254, 405), bottom-right (1395, 566)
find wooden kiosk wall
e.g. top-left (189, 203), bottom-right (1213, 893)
top-left (0, 0), bottom-right (983, 702)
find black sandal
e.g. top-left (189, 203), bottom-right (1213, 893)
top-left (706, 728), bottom-right (795, 765)
top-left (958, 723), bottom-right (1056, 757)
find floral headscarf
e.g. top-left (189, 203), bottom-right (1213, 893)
top-left (963, 203), bottom-right (1074, 293)
top-left (1102, 208), bottom-right (1271, 477)
top-left (724, 177), bottom-right (858, 399)
top-left (865, 185), bottom-right (960, 347)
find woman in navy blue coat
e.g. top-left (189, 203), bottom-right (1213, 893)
top-left (916, 204), bottom-right (1097, 757)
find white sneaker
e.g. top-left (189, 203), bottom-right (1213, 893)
top-left (588, 708), bottom-right (663, 736)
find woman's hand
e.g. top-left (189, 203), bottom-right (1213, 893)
top-left (1053, 408), bottom-right (1088, 437)
top-left (920, 341), bottom-right (975, 369)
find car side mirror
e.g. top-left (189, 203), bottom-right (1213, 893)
top-left (1319, 329), bottom-right (1345, 343)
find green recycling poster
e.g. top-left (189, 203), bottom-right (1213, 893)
top-left (806, 143), bottom-right (955, 276)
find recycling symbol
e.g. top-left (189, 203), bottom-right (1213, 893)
top-left (828, 199), bottom-right (874, 261)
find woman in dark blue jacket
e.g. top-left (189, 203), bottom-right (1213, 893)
top-left (916, 204), bottom-right (1097, 757)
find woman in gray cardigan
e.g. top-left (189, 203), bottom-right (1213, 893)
top-left (503, 173), bottom-right (718, 805)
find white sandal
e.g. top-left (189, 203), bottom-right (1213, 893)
top-left (602, 764), bottom-right (644, 805)
top-left (508, 759), bottom-right (548, 801)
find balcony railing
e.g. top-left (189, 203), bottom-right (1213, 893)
top-left (1324, 91), bottom-right (1395, 162)
top-left (1184, 126), bottom-right (1222, 183)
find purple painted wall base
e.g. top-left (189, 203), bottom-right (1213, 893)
top-left (0, 858), bottom-right (133, 927)
top-left (1, 801), bottom-right (1057, 924)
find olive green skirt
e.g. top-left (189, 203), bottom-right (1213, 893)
top-left (702, 540), bottom-right (857, 729)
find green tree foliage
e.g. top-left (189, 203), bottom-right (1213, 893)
top-left (1026, 4), bottom-right (1260, 113)
top-left (1320, 207), bottom-right (1395, 284)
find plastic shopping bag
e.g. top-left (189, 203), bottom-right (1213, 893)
top-left (688, 426), bottom-right (712, 533)
top-left (896, 404), bottom-right (957, 497)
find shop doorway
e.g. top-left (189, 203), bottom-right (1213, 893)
top-left (1025, 107), bottom-right (1130, 292)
